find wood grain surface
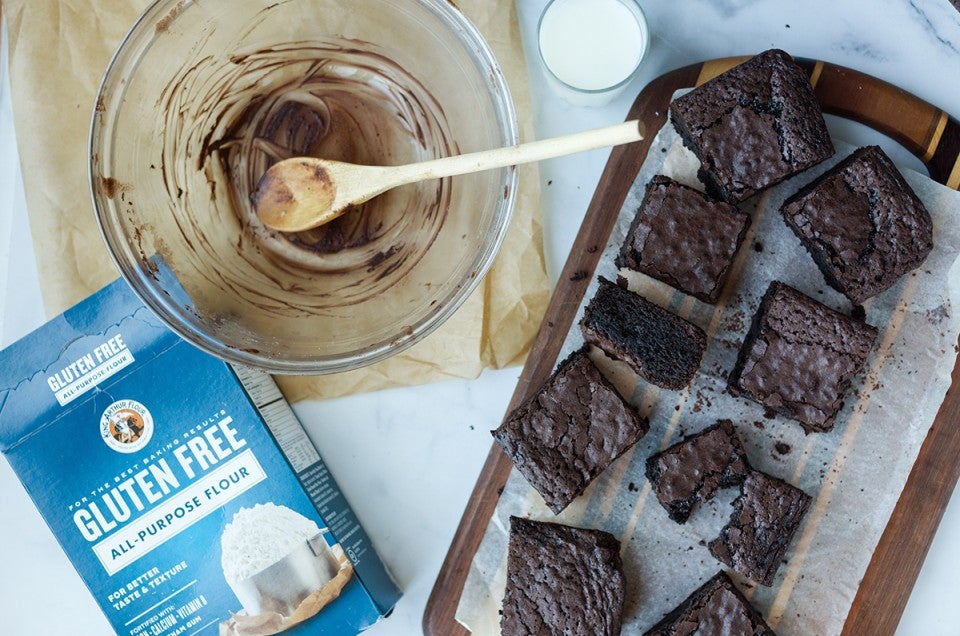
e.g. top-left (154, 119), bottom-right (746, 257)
top-left (423, 56), bottom-right (960, 636)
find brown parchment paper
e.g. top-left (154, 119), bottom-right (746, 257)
top-left (3, 0), bottom-right (548, 401)
top-left (456, 123), bottom-right (960, 634)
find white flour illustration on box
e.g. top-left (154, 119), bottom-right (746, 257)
top-left (219, 503), bottom-right (355, 634)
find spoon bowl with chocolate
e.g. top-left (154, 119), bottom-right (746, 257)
top-left (255, 121), bottom-right (644, 232)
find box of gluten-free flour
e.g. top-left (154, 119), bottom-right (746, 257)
top-left (0, 277), bottom-right (400, 635)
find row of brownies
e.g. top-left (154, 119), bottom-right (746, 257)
top-left (492, 49), bottom-right (933, 635)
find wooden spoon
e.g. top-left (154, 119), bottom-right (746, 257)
top-left (254, 120), bottom-right (643, 232)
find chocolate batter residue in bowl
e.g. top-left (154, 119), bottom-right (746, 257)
top-left (158, 41), bottom-right (455, 310)
top-left (91, 0), bottom-right (518, 372)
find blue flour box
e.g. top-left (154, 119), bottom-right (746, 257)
top-left (0, 277), bottom-right (400, 635)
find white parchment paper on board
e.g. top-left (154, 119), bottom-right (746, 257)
top-left (455, 119), bottom-right (960, 634)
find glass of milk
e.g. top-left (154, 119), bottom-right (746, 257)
top-left (537, 0), bottom-right (650, 107)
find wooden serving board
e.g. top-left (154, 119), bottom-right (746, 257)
top-left (423, 57), bottom-right (960, 635)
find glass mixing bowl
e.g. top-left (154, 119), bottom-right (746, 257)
top-left (90, 0), bottom-right (517, 374)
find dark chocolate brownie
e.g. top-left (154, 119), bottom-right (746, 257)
top-left (643, 571), bottom-right (776, 635)
top-left (670, 49), bottom-right (835, 203)
top-left (492, 349), bottom-right (648, 513)
top-left (645, 420), bottom-right (750, 523)
top-left (780, 145), bottom-right (934, 305)
top-left (617, 176), bottom-right (751, 304)
top-left (581, 277), bottom-right (707, 390)
top-left (708, 471), bottom-right (811, 586)
top-left (728, 281), bottom-right (877, 434)
top-left (502, 517), bottom-right (624, 636)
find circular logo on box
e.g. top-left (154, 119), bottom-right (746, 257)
top-left (101, 400), bottom-right (153, 453)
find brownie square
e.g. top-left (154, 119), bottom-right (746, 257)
top-left (643, 571), bottom-right (776, 635)
top-left (645, 420), bottom-right (750, 523)
top-left (492, 349), bottom-right (648, 514)
top-left (728, 281), bottom-right (877, 434)
top-left (780, 145), bottom-right (934, 305)
top-left (581, 277), bottom-right (707, 390)
top-left (503, 517), bottom-right (625, 636)
top-left (708, 471), bottom-right (811, 587)
top-left (670, 49), bottom-right (835, 203)
top-left (617, 176), bottom-right (751, 304)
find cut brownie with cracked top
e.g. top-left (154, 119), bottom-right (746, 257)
top-left (617, 175), bottom-right (751, 304)
top-left (492, 349), bottom-right (648, 513)
top-left (503, 517), bottom-right (624, 636)
top-left (780, 145), bottom-right (934, 305)
top-left (670, 49), bottom-right (834, 203)
top-left (708, 471), bottom-right (812, 587)
top-left (645, 420), bottom-right (750, 523)
top-left (643, 570), bottom-right (776, 635)
top-left (581, 277), bottom-right (707, 390)
top-left (728, 281), bottom-right (878, 434)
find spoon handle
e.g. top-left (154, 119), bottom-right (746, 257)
top-left (385, 120), bottom-right (644, 188)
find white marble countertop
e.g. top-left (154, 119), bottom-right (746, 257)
top-left (2, 1), bottom-right (959, 634)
